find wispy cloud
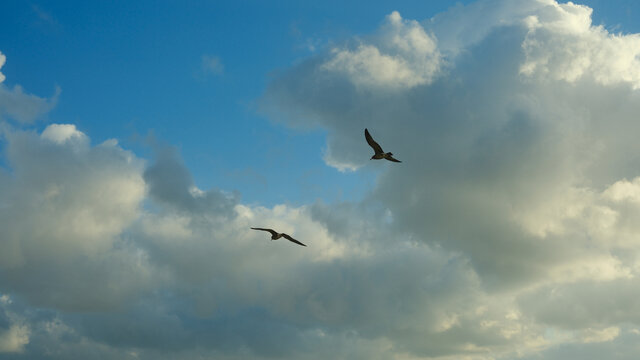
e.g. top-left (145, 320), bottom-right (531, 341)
top-left (30, 4), bottom-right (61, 31)
top-left (201, 54), bottom-right (224, 76)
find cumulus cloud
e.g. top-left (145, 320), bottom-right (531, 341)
top-left (0, 124), bottom-right (155, 311)
top-left (4, 0), bottom-right (640, 359)
top-left (40, 124), bottom-right (88, 145)
top-left (2, 122), bottom-right (419, 358)
top-left (262, 0), bottom-right (640, 357)
top-left (520, 2), bottom-right (640, 88)
top-left (265, 0), bottom-right (640, 283)
top-left (0, 122), bottom-right (532, 359)
top-left (322, 11), bottom-right (442, 89)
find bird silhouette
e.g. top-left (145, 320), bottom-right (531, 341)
top-left (365, 128), bottom-right (401, 162)
top-left (251, 227), bottom-right (307, 247)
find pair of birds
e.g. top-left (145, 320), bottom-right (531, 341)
top-left (252, 128), bottom-right (401, 247)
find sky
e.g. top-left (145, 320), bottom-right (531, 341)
top-left (2, 0), bottom-right (640, 359)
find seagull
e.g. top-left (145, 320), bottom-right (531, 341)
top-left (251, 227), bottom-right (307, 247)
top-left (365, 128), bottom-right (401, 163)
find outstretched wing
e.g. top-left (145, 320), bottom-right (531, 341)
top-left (385, 155), bottom-right (402, 163)
top-left (282, 233), bottom-right (307, 247)
top-left (251, 227), bottom-right (278, 237)
top-left (365, 128), bottom-right (384, 154)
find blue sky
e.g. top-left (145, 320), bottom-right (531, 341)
top-left (3, 1), bottom-right (640, 359)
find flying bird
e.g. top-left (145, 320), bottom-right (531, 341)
top-left (365, 128), bottom-right (401, 163)
top-left (251, 227), bottom-right (307, 247)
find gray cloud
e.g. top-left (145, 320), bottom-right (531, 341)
top-left (519, 278), bottom-right (640, 330)
top-left (143, 144), bottom-right (238, 216)
top-left (0, 51), bottom-right (59, 124)
top-left (519, 328), bottom-right (640, 360)
top-left (0, 53), bottom-right (5, 83)
top-left (0, 85), bottom-right (60, 124)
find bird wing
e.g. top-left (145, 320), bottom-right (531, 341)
top-left (385, 155), bottom-right (402, 163)
top-left (365, 128), bottom-right (384, 154)
top-left (251, 227), bottom-right (278, 236)
top-left (282, 233), bottom-right (307, 247)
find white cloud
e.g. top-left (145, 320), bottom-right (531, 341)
top-left (322, 148), bottom-right (361, 172)
top-left (520, 2), bottom-right (640, 88)
top-left (322, 11), bottom-right (442, 89)
top-left (41, 123), bottom-right (88, 146)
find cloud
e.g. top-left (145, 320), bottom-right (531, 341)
top-left (0, 53), bottom-right (60, 123)
top-left (0, 124), bottom-right (155, 311)
top-left (264, 0), bottom-right (640, 283)
top-left (31, 4), bottom-right (60, 30)
top-left (262, 0), bottom-right (640, 357)
top-left (0, 52), bottom-right (5, 83)
top-left (41, 123), bottom-right (88, 145)
top-left (322, 11), bottom-right (442, 89)
top-left (31, 5), bottom-right (55, 24)
top-left (143, 143), bottom-right (238, 215)
top-left (4, 0), bottom-right (640, 359)
top-left (519, 2), bottom-right (640, 88)
top-left (0, 323), bottom-right (29, 353)
top-left (0, 122), bottom-right (528, 359)
top-left (0, 85), bottom-right (60, 124)
top-left (201, 55), bottom-right (224, 76)
top-left (0, 295), bottom-right (29, 353)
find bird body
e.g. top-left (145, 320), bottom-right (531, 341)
top-left (365, 128), bottom-right (401, 163)
top-left (251, 227), bottom-right (307, 247)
